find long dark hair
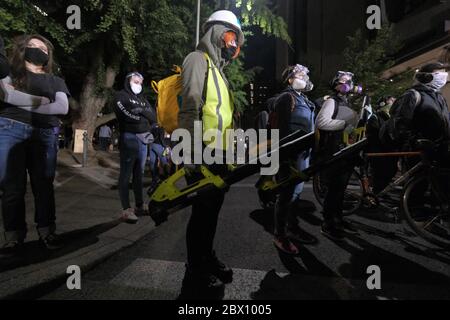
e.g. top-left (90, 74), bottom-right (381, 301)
top-left (9, 34), bottom-right (54, 90)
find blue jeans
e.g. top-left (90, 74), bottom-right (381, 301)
top-left (0, 117), bottom-right (59, 241)
top-left (118, 132), bottom-right (148, 210)
top-left (149, 143), bottom-right (169, 178)
top-left (292, 150), bottom-right (310, 202)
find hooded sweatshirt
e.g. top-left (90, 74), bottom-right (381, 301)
top-left (179, 24), bottom-right (233, 140)
top-left (113, 76), bottom-right (156, 134)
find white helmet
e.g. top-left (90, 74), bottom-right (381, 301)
top-left (203, 10), bottom-right (244, 46)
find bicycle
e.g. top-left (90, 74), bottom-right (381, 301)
top-left (313, 139), bottom-right (450, 248)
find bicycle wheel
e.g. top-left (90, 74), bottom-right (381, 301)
top-left (402, 172), bottom-right (450, 248)
top-left (313, 169), bottom-right (363, 215)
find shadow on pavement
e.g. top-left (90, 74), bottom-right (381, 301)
top-left (334, 232), bottom-right (450, 299)
top-left (0, 220), bottom-right (121, 273)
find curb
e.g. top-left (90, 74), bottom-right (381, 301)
top-left (0, 216), bottom-right (155, 300)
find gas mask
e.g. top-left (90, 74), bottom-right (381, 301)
top-left (333, 72), bottom-right (362, 95)
top-left (287, 64), bottom-right (314, 92)
top-left (222, 31), bottom-right (240, 61)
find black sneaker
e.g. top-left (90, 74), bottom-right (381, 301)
top-left (206, 251), bottom-right (233, 284)
top-left (181, 265), bottom-right (225, 294)
top-left (321, 223), bottom-right (345, 241)
top-left (336, 219), bottom-right (359, 235)
top-left (0, 240), bottom-right (24, 256)
top-left (39, 233), bottom-right (64, 250)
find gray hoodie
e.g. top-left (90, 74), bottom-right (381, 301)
top-left (178, 24), bottom-right (233, 140)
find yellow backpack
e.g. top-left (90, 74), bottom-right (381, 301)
top-left (151, 65), bottom-right (183, 134)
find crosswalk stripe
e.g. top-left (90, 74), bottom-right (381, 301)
top-left (110, 258), bottom-right (288, 300)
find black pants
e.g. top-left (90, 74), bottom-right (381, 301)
top-left (274, 162), bottom-right (298, 237)
top-left (185, 164), bottom-right (227, 268)
top-left (322, 161), bottom-right (354, 225)
top-left (368, 143), bottom-right (398, 194)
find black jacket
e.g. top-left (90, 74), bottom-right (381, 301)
top-left (0, 36), bottom-right (10, 79)
top-left (113, 78), bottom-right (156, 134)
top-left (394, 84), bottom-right (450, 147)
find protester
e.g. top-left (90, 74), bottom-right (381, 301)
top-left (113, 72), bottom-right (156, 223)
top-left (315, 71), bottom-right (361, 241)
top-left (98, 124), bottom-right (112, 151)
top-left (271, 64), bottom-right (317, 254)
top-left (0, 34), bottom-right (70, 252)
top-left (366, 95), bottom-right (398, 194)
top-left (177, 10), bottom-right (244, 295)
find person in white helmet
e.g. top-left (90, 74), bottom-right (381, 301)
top-left (177, 10), bottom-right (244, 298)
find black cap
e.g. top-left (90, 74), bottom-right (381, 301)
top-left (418, 62), bottom-right (450, 73)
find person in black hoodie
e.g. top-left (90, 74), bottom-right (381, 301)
top-left (113, 72), bottom-right (156, 223)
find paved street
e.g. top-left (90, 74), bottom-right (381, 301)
top-left (37, 173), bottom-right (450, 300)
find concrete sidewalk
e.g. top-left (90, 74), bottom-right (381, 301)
top-left (0, 149), bottom-right (156, 299)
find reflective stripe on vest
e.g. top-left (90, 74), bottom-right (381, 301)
top-left (203, 53), bottom-right (234, 150)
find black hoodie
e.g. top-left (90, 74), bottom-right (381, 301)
top-left (113, 76), bottom-right (156, 134)
top-left (0, 36), bottom-right (10, 79)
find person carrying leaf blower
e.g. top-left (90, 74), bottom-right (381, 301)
top-left (176, 10), bottom-right (244, 298)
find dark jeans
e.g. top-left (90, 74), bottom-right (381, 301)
top-left (149, 143), bottom-right (169, 178)
top-left (0, 117), bottom-right (59, 241)
top-left (118, 132), bottom-right (148, 210)
top-left (185, 164), bottom-right (227, 268)
top-left (99, 137), bottom-right (111, 151)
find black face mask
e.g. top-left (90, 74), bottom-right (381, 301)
top-left (24, 47), bottom-right (49, 66)
top-left (221, 46), bottom-right (237, 61)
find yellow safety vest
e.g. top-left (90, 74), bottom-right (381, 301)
top-left (202, 53), bottom-right (234, 150)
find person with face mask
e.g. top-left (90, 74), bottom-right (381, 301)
top-left (366, 96), bottom-right (398, 195)
top-left (393, 62), bottom-right (450, 151)
top-left (315, 71), bottom-right (361, 241)
top-left (270, 64), bottom-right (317, 255)
top-left (177, 10), bottom-right (244, 297)
top-left (113, 72), bottom-right (156, 223)
top-left (0, 35), bottom-right (70, 254)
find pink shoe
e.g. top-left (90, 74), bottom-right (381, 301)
top-left (273, 236), bottom-right (299, 255)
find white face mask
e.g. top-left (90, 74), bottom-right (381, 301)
top-left (428, 72), bottom-right (448, 91)
top-left (130, 83), bottom-right (142, 95)
top-left (292, 78), bottom-right (307, 91)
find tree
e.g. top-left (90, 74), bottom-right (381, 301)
top-left (342, 25), bottom-right (414, 104)
top-left (1, 0), bottom-right (290, 149)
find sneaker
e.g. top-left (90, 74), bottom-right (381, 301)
top-left (336, 219), bottom-right (359, 235)
top-left (0, 240), bottom-right (24, 256)
top-left (273, 236), bottom-right (299, 255)
top-left (206, 251), bottom-right (233, 284)
top-left (321, 223), bottom-right (345, 241)
top-left (120, 208), bottom-right (139, 224)
top-left (286, 228), bottom-right (317, 245)
top-left (182, 265), bottom-right (225, 293)
top-left (39, 233), bottom-right (64, 250)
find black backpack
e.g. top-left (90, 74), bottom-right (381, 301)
top-left (379, 89), bottom-right (422, 148)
